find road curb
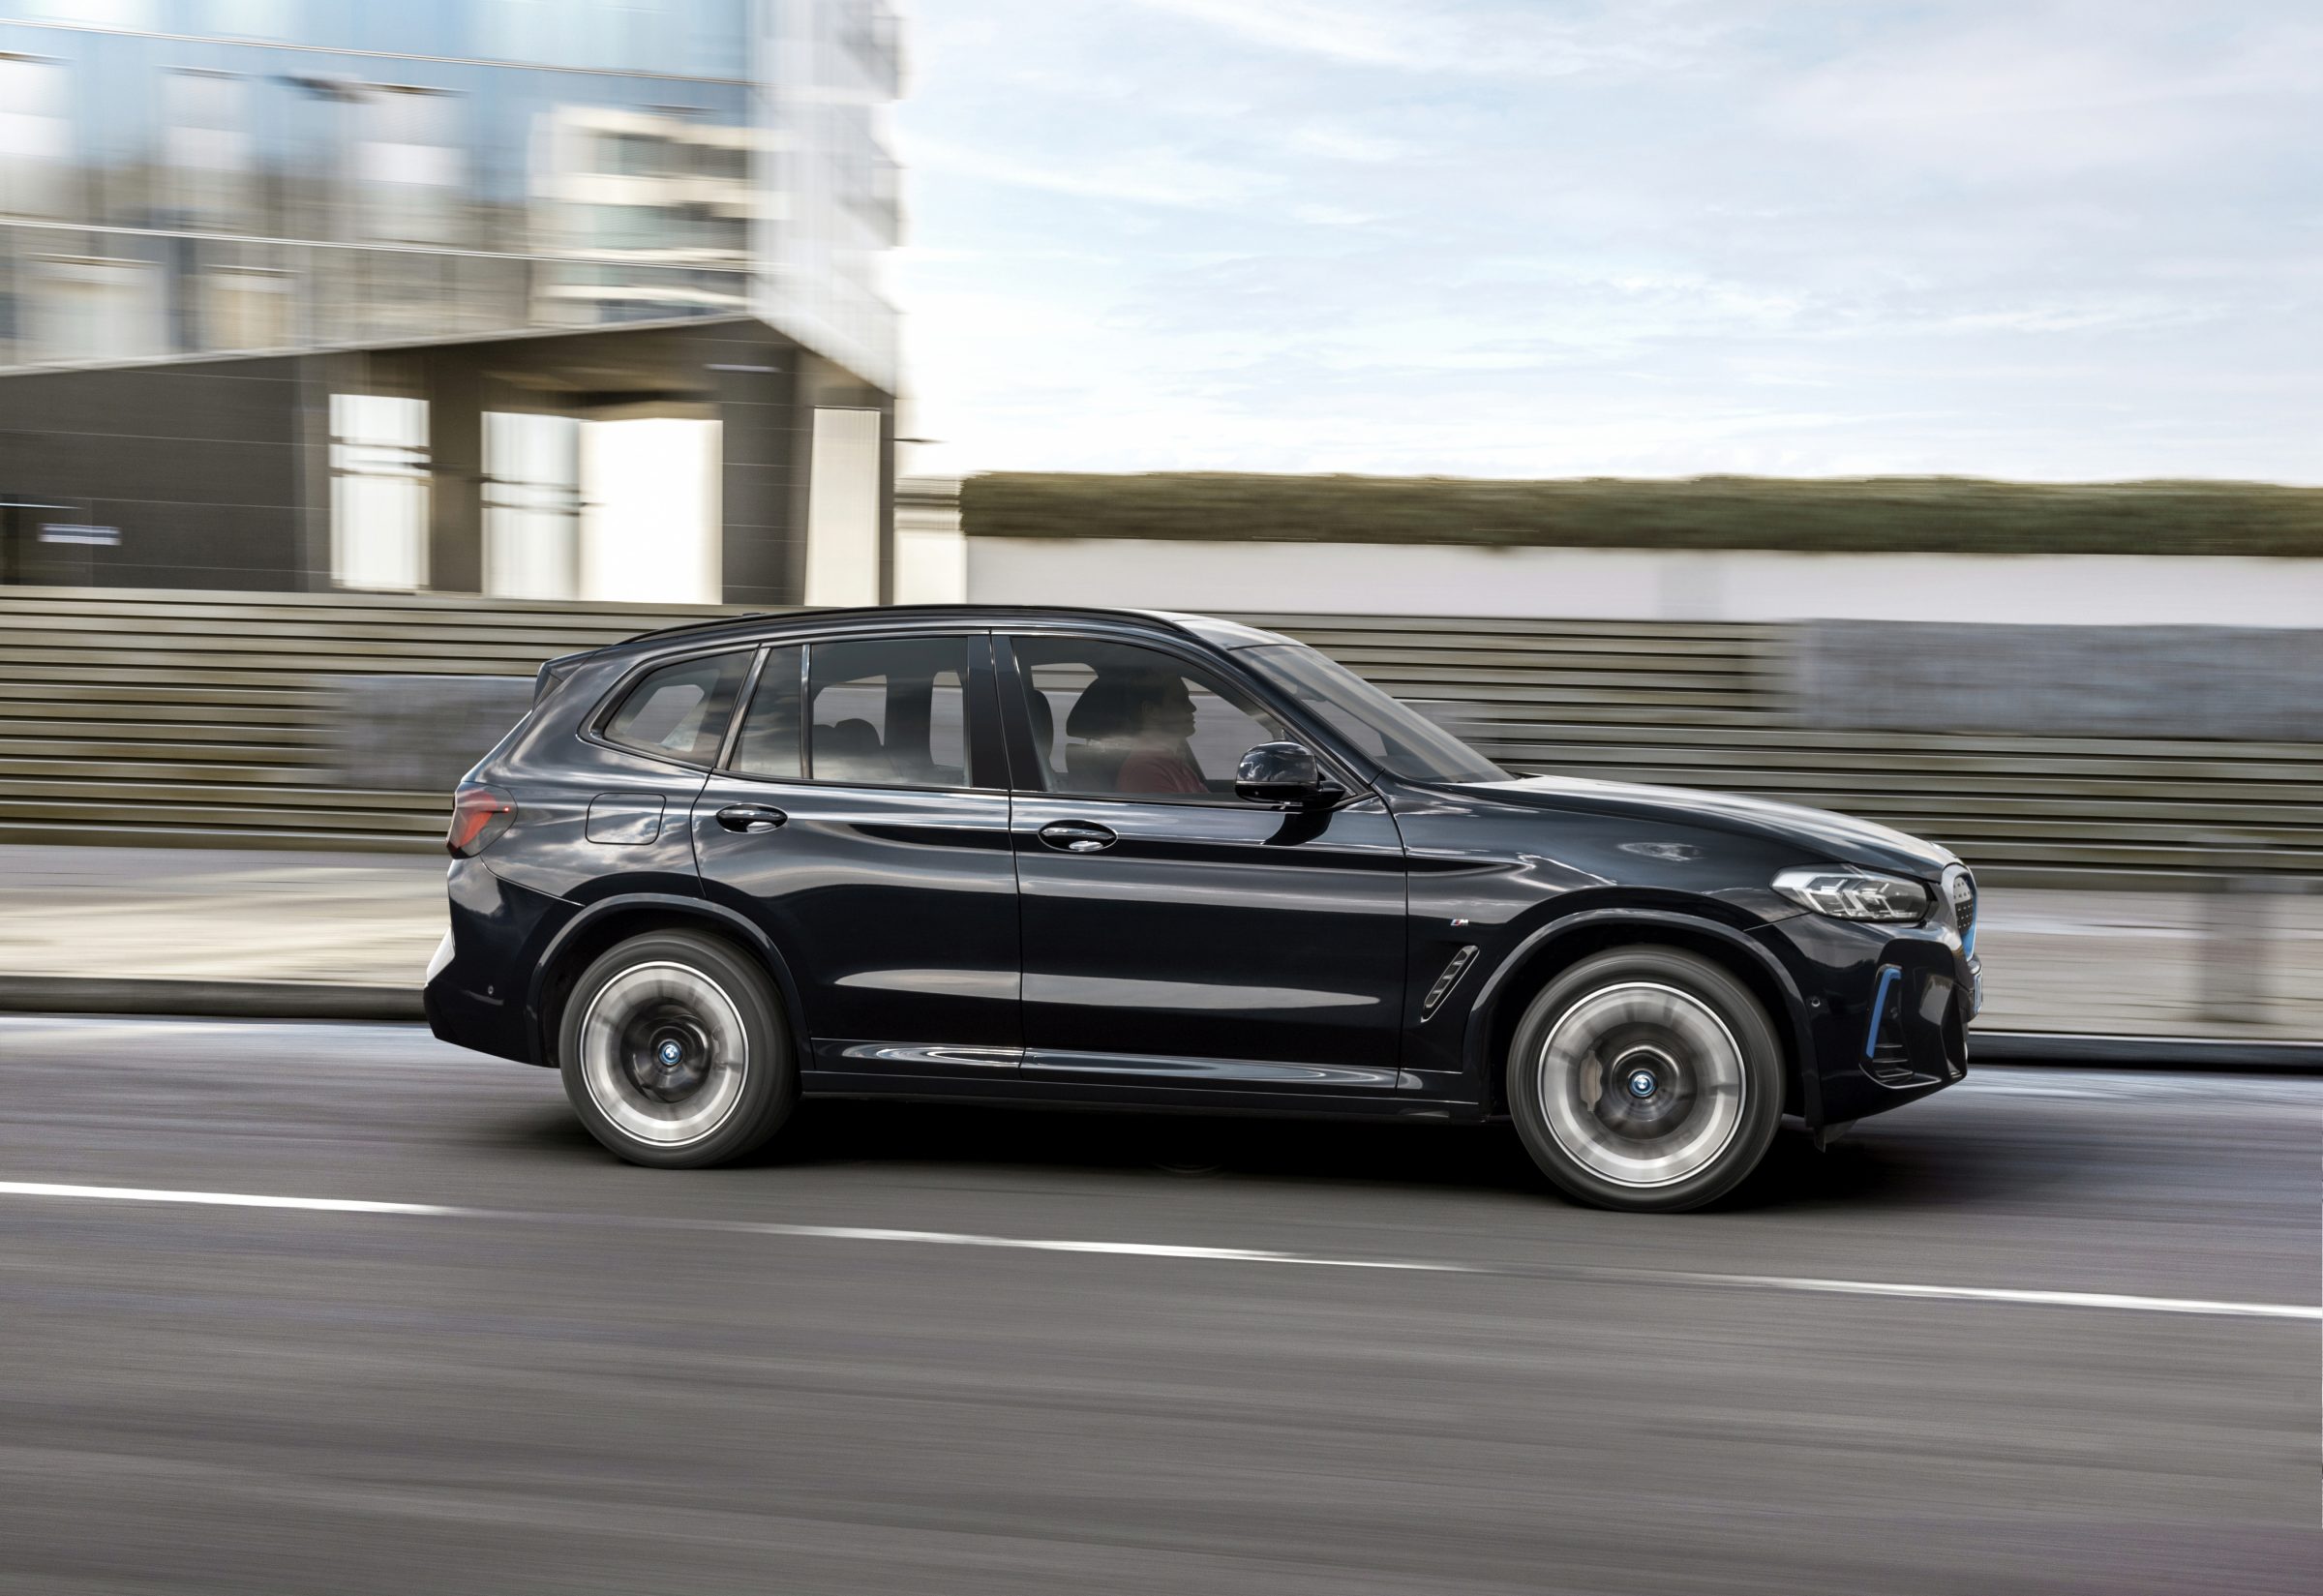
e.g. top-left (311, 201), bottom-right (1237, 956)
top-left (1972, 1029), bottom-right (2323, 1072)
top-left (0, 976), bottom-right (424, 1022)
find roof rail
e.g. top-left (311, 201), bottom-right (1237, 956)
top-left (608, 603), bottom-right (1203, 652)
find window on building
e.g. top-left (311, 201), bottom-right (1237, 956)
top-left (0, 55), bottom-right (74, 223)
top-left (329, 393), bottom-right (430, 591)
top-left (603, 650), bottom-right (752, 767)
top-left (200, 263), bottom-right (293, 352)
top-left (483, 411), bottom-right (582, 600)
top-left (27, 255), bottom-right (166, 364)
top-left (165, 69), bottom-right (253, 232)
top-left (577, 415), bottom-right (720, 604)
top-left (803, 407), bottom-right (882, 608)
top-left (355, 86), bottom-right (465, 247)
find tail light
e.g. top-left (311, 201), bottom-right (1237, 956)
top-left (446, 782), bottom-right (517, 858)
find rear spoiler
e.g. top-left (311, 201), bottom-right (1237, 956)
top-left (533, 650), bottom-right (591, 705)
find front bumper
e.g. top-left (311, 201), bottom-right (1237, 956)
top-left (1756, 911), bottom-right (1978, 1128)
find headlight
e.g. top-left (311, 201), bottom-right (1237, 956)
top-left (1772, 866), bottom-right (1930, 922)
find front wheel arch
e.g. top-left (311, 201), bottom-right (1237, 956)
top-left (1504, 943), bottom-right (1787, 1211)
top-left (1461, 909), bottom-right (1816, 1123)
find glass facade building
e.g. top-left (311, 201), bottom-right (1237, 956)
top-left (0, 0), bottom-right (900, 605)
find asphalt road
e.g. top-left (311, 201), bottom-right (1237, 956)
top-left (0, 1017), bottom-right (2314, 1595)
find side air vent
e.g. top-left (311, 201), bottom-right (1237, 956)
top-left (1420, 946), bottom-right (1479, 1020)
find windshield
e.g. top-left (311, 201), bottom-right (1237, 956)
top-left (1241, 644), bottom-right (1507, 785)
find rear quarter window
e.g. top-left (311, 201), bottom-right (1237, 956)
top-left (601, 650), bottom-right (751, 766)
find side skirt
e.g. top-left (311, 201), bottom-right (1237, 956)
top-left (798, 1068), bottom-right (1490, 1122)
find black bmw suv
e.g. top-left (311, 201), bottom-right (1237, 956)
top-left (426, 606), bottom-right (1979, 1212)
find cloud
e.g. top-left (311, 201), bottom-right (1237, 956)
top-left (892, 0), bottom-right (2323, 484)
top-left (1116, 0), bottom-right (1731, 79)
top-left (1287, 125), bottom-right (1412, 164)
top-left (1117, 0), bottom-right (1447, 70)
top-left (1289, 202), bottom-right (1382, 226)
top-left (1768, 27), bottom-right (2289, 181)
top-left (901, 133), bottom-right (1275, 210)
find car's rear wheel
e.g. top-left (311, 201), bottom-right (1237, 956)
top-left (558, 930), bottom-right (795, 1168)
top-left (1507, 945), bottom-right (1783, 1212)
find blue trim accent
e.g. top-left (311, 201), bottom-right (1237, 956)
top-left (1863, 965), bottom-right (1901, 1058)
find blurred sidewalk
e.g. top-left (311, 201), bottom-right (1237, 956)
top-left (0, 845), bottom-right (2316, 1041)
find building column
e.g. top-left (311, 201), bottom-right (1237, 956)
top-left (424, 347), bottom-right (484, 594)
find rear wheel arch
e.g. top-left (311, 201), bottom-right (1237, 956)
top-left (558, 926), bottom-right (799, 1167)
top-left (530, 896), bottom-right (810, 1071)
top-left (1463, 908), bottom-right (1814, 1121)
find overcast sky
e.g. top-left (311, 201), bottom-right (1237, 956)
top-left (888, 1), bottom-right (2319, 483)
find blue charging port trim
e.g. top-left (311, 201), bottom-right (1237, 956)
top-left (1863, 965), bottom-right (1902, 1058)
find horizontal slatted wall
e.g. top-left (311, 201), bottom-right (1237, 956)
top-left (1238, 613), bottom-right (2323, 877)
top-left (0, 587), bottom-right (753, 851)
top-left (2, 588), bottom-right (2315, 873)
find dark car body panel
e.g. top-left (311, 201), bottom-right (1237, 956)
top-left (1009, 790), bottom-right (1408, 1087)
top-left (425, 604), bottom-right (1978, 1130)
top-left (693, 777), bottom-right (1022, 1071)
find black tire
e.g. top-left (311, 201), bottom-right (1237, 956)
top-left (558, 929), bottom-right (796, 1169)
top-left (1506, 945), bottom-right (1783, 1213)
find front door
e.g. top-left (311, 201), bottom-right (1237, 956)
top-left (691, 631), bottom-right (1021, 1078)
top-left (999, 633), bottom-right (1408, 1096)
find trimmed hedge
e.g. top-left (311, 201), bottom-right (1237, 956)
top-left (959, 473), bottom-right (2323, 557)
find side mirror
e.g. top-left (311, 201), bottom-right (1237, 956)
top-left (1235, 741), bottom-right (1339, 806)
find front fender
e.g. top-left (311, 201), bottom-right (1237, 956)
top-left (1456, 905), bottom-right (1821, 1124)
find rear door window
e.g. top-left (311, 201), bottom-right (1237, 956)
top-left (799, 635), bottom-right (995, 790)
top-left (601, 650), bottom-right (750, 766)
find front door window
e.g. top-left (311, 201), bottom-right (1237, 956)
top-left (1011, 636), bottom-right (1294, 799)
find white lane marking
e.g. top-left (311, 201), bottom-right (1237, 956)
top-left (0, 1181), bottom-right (1466, 1274)
top-left (3, 1178), bottom-right (2316, 1321)
top-left (0, 1180), bottom-right (456, 1217)
top-left (700, 1223), bottom-right (1468, 1271)
top-left (1685, 1273), bottom-right (2322, 1322)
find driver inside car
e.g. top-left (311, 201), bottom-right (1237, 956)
top-left (1112, 674), bottom-right (1206, 795)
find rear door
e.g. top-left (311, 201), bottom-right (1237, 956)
top-left (999, 632), bottom-right (1408, 1096)
top-left (691, 631), bottom-right (1021, 1079)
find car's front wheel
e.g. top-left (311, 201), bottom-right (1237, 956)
top-left (1507, 946), bottom-right (1783, 1212)
top-left (558, 930), bottom-right (796, 1168)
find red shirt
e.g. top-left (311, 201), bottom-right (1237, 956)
top-left (1116, 745), bottom-right (1205, 795)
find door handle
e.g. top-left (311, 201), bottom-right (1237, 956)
top-left (715, 803), bottom-right (787, 834)
top-left (1039, 820), bottom-right (1117, 854)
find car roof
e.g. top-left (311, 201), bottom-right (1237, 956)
top-left (603, 604), bottom-right (1295, 658)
